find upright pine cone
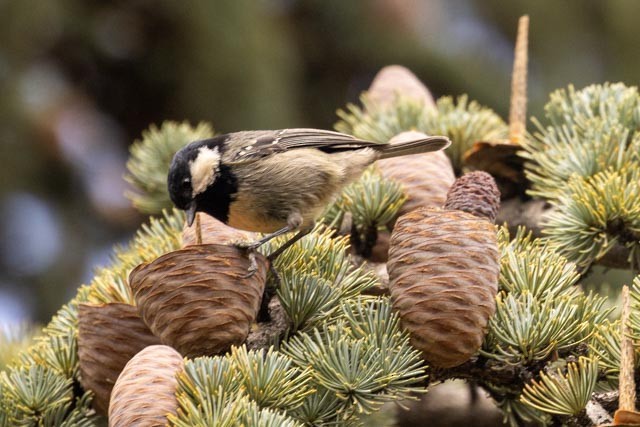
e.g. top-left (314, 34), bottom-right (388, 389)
top-left (387, 172), bottom-right (500, 368)
top-left (130, 244), bottom-right (268, 357)
top-left (78, 303), bottom-right (161, 414)
top-left (444, 171), bottom-right (500, 222)
top-left (377, 131), bottom-right (456, 217)
top-left (367, 65), bottom-right (436, 109)
top-left (368, 131), bottom-right (455, 262)
top-left (108, 345), bottom-right (183, 426)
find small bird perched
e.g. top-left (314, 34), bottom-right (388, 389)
top-left (168, 128), bottom-right (450, 257)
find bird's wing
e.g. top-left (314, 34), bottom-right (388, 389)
top-left (230, 128), bottom-right (380, 162)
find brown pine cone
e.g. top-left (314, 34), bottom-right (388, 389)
top-left (377, 132), bottom-right (455, 217)
top-left (370, 131), bottom-right (456, 262)
top-left (78, 302), bottom-right (161, 414)
top-left (130, 244), bottom-right (268, 357)
top-left (367, 65), bottom-right (436, 110)
top-left (443, 171), bottom-right (500, 223)
top-left (387, 208), bottom-right (499, 368)
top-left (108, 345), bottom-right (183, 426)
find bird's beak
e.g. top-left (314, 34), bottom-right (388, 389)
top-left (186, 202), bottom-right (197, 227)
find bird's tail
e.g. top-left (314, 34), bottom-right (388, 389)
top-left (375, 134), bottom-right (451, 159)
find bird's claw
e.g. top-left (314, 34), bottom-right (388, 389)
top-left (234, 239), bottom-right (261, 278)
top-left (242, 250), bottom-right (259, 279)
top-left (235, 240), bottom-right (262, 252)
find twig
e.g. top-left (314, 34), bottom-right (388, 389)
top-left (586, 399), bottom-right (614, 425)
top-left (428, 356), bottom-right (539, 392)
top-left (195, 213), bottom-right (202, 245)
top-left (245, 297), bottom-right (290, 352)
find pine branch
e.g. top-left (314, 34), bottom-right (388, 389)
top-left (590, 320), bottom-right (624, 386)
top-left (422, 95), bottom-right (509, 171)
top-left (515, 82), bottom-right (640, 275)
top-left (335, 94), bottom-right (508, 172)
top-left (497, 197), bottom-right (636, 270)
top-left (0, 365), bottom-right (75, 425)
top-left (520, 357), bottom-right (599, 417)
top-left (282, 298), bottom-right (427, 424)
top-left (263, 225), bottom-right (379, 333)
top-left (482, 292), bottom-right (591, 364)
top-left (85, 209), bottom-right (184, 305)
top-left (522, 117), bottom-right (640, 199)
top-left (543, 169), bottom-right (640, 270)
top-left (172, 388), bottom-right (303, 427)
top-left (230, 346), bottom-right (313, 411)
top-left (0, 324), bottom-right (39, 372)
top-left (125, 121), bottom-right (214, 214)
top-left (521, 83), bottom-right (640, 199)
top-left (339, 166), bottom-right (406, 258)
top-left (498, 227), bottom-right (581, 298)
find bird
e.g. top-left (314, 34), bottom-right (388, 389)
top-left (167, 128), bottom-right (450, 258)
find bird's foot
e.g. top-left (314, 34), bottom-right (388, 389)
top-left (234, 240), bottom-right (261, 278)
top-left (244, 250), bottom-right (260, 278)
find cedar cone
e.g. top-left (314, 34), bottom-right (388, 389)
top-left (78, 303), bottom-right (161, 415)
top-left (377, 131), bottom-right (456, 217)
top-left (367, 65), bottom-right (436, 110)
top-left (182, 213), bottom-right (256, 247)
top-left (108, 345), bottom-right (183, 426)
top-left (369, 131), bottom-right (455, 262)
top-left (387, 208), bottom-right (499, 368)
top-left (443, 171), bottom-right (500, 223)
top-left (130, 244), bottom-right (267, 357)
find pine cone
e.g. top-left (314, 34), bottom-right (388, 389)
top-left (130, 244), bottom-right (267, 357)
top-left (370, 131), bottom-right (456, 262)
top-left (108, 345), bottom-right (183, 426)
top-left (443, 171), bottom-right (500, 223)
top-left (78, 303), bottom-right (161, 415)
top-left (182, 213), bottom-right (256, 247)
top-left (387, 208), bottom-right (499, 368)
top-left (367, 65), bottom-right (436, 109)
top-left (378, 150), bottom-right (454, 217)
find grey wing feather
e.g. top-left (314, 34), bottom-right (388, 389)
top-left (231, 128), bottom-right (380, 162)
top-left (273, 128), bottom-right (379, 150)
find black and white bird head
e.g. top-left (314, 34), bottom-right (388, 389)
top-left (168, 138), bottom-right (226, 227)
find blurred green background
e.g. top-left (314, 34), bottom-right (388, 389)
top-left (1, 0), bottom-right (639, 324)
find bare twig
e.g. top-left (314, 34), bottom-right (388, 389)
top-left (245, 297), bottom-right (290, 352)
top-left (195, 213), bottom-right (202, 245)
top-left (586, 399), bottom-right (614, 425)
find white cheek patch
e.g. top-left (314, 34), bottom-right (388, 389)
top-left (190, 146), bottom-right (221, 196)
